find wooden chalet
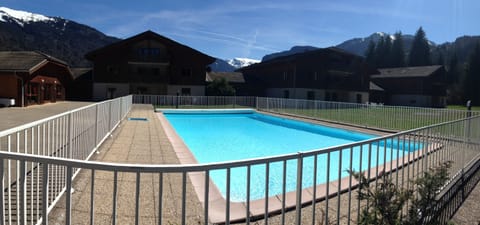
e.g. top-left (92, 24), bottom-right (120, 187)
top-left (85, 30), bottom-right (216, 100)
top-left (0, 51), bottom-right (72, 107)
top-left (370, 65), bottom-right (447, 107)
top-left (238, 47), bottom-right (377, 103)
top-left (205, 71), bottom-right (246, 94)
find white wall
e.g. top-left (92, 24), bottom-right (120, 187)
top-left (265, 88), bottom-right (368, 103)
top-left (390, 94), bottom-right (431, 107)
top-left (167, 85), bottom-right (205, 96)
top-left (93, 83), bottom-right (130, 101)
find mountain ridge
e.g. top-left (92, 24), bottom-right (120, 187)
top-left (1, 6), bottom-right (479, 70)
top-left (0, 6), bottom-right (119, 67)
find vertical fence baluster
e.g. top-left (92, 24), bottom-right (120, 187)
top-left (135, 172), bottom-right (140, 225)
top-left (295, 154), bottom-right (303, 225)
top-left (42, 163), bottom-right (48, 225)
top-left (281, 160), bottom-right (286, 225)
top-left (112, 171), bottom-right (118, 225)
top-left (246, 165), bottom-right (251, 225)
top-left (0, 159), bottom-right (4, 224)
top-left (203, 171), bottom-right (208, 225)
top-left (90, 170), bottom-right (95, 225)
top-left (325, 152), bottom-right (330, 224)
top-left (311, 156), bottom-right (317, 225)
top-left (20, 160), bottom-right (26, 225)
top-left (264, 163), bottom-right (269, 225)
top-left (65, 166), bottom-right (72, 225)
top-left (226, 168), bottom-right (231, 225)
top-left (181, 172), bottom-right (186, 225)
top-left (336, 149), bottom-right (343, 224)
top-left (347, 147), bottom-right (353, 225)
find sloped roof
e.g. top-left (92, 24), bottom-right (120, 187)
top-left (239, 47), bottom-right (363, 71)
top-left (71, 68), bottom-right (92, 79)
top-left (372, 65), bottom-right (443, 78)
top-left (0, 51), bottom-right (69, 73)
top-left (85, 30), bottom-right (215, 63)
top-left (206, 72), bottom-right (245, 83)
top-left (369, 81), bottom-right (384, 91)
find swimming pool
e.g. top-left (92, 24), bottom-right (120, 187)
top-left (163, 109), bottom-right (419, 202)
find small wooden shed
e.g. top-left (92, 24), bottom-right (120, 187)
top-left (0, 51), bottom-right (73, 107)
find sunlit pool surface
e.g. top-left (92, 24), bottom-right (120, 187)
top-left (163, 110), bottom-right (420, 202)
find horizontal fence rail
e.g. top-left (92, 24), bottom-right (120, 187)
top-left (133, 94), bottom-right (257, 109)
top-left (257, 97), bottom-right (480, 131)
top-left (0, 95), bottom-right (132, 225)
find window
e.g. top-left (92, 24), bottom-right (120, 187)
top-left (310, 72), bottom-right (318, 81)
top-left (107, 87), bottom-right (116, 99)
top-left (106, 65), bottom-right (119, 75)
top-left (152, 68), bottom-right (159, 75)
top-left (283, 90), bottom-right (290, 98)
top-left (332, 93), bottom-right (338, 101)
top-left (182, 68), bottom-right (192, 77)
top-left (307, 91), bottom-right (315, 100)
top-left (356, 94), bottom-right (362, 103)
top-left (137, 48), bottom-right (160, 56)
top-left (137, 87), bottom-right (147, 94)
top-left (181, 88), bottom-right (191, 96)
top-left (283, 72), bottom-right (288, 80)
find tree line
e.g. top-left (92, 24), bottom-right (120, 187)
top-left (365, 27), bottom-right (480, 105)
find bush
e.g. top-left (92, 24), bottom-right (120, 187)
top-left (348, 161), bottom-right (452, 225)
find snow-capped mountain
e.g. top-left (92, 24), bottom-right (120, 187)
top-left (0, 6), bottom-right (119, 66)
top-left (209, 59), bottom-right (236, 72)
top-left (0, 7), bottom-right (55, 26)
top-left (227, 58), bottom-right (260, 68)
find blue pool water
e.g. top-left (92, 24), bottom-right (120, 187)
top-left (164, 110), bottom-right (420, 202)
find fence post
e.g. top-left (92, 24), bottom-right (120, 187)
top-left (108, 101), bottom-right (112, 130)
top-left (94, 104), bottom-right (99, 147)
top-left (176, 92), bottom-right (179, 109)
top-left (68, 113), bottom-right (73, 159)
top-left (295, 152), bottom-right (303, 225)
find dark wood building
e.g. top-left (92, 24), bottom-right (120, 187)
top-left (0, 51), bottom-right (72, 107)
top-left (85, 30), bottom-right (216, 100)
top-left (238, 47), bottom-right (377, 103)
top-left (206, 71), bottom-right (246, 95)
top-left (370, 65), bottom-right (447, 107)
top-left (67, 68), bottom-right (93, 101)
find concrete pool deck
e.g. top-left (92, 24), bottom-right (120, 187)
top-left (5, 103), bottom-right (474, 224)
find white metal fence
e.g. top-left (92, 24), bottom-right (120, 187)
top-left (0, 95), bottom-right (479, 225)
top-left (133, 94), bottom-right (257, 109)
top-left (257, 97), bottom-right (480, 131)
top-left (0, 95), bottom-right (132, 225)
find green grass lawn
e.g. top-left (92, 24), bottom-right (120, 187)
top-left (447, 105), bottom-right (480, 111)
top-left (155, 103), bottom-right (478, 131)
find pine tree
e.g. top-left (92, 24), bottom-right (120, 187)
top-left (447, 53), bottom-right (459, 83)
top-left (436, 52), bottom-right (444, 66)
top-left (365, 40), bottom-right (376, 67)
top-left (464, 42), bottom-right (480, 105)
top-left (375, 37), bottom-right (386, 67)
top-left (390, 32), bottom-right (405, 67)
top-left (383, 36), bottom-right (392, 67)
top-left (408, 27), bottom-right (431, 66)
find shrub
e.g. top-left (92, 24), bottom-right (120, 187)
top-left (348, 161), bottom-right (452, 225)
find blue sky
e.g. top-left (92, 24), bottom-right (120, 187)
top-left (2, 0), bottom-right (479, 60)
